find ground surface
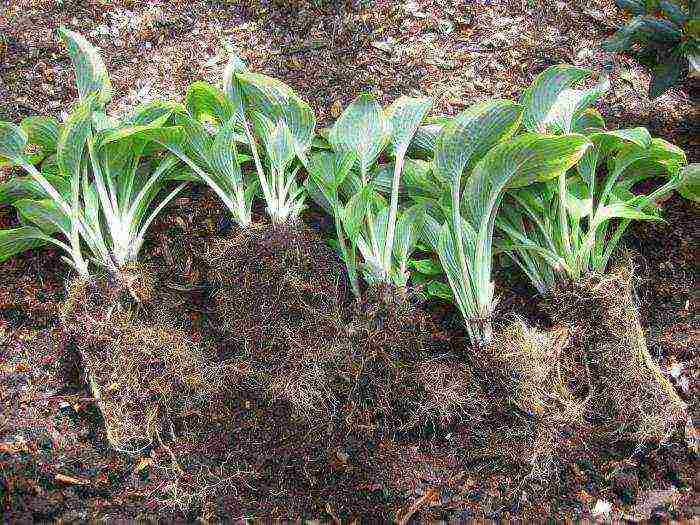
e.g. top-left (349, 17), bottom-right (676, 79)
top-left (1, 0), bottom-right (699, 522)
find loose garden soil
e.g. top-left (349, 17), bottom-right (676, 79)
top-left (1, 0), bottom-right (698, 521)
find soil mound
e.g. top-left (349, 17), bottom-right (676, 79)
top-left (541, 264), bottom-right (687, 444)
top-left (61, 266), bottom-right (222, 453)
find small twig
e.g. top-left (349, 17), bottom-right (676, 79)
top-left (396, 488), bottom-right (440, 525)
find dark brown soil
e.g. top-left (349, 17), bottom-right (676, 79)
top-left (1, 0), bottom-right (698, 521)
top-left (205, 222), bottom-right (349, 356)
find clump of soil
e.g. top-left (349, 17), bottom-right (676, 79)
top-left (205, 223), bottom-right (349, 355)
top-left (203, 222), bottom-right (349, 419)
top-left (538, 264), bottom-right (687, 444)
top-left (336, 286), bottom-right (488, 436)
top-left (60, 265), bottom-right (222, 453)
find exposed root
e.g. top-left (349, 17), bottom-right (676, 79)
top-left (61, 267), bottom-right (223, 453)
top-left (487, 320), bottom-right (586, 426)
top-left (336, 285), bottom-right (488, 435)
top-left (78, 316), bottom-right (223, 453)
top-left (542, 263), bottom-right (687, 444)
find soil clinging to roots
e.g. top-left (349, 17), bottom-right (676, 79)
top-left (540, 264), bottom-right (687, 444)
top-left (203, 223), bottom-right (350, 420)
top-left (205, 223), bottom-right (350, 356)
top-left (61, 265), bottom-right (223, 454)
top-left (336, 286), bottom-right (489, 437)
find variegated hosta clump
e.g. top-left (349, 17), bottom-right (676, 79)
top-left (0, 29), bottom-right (189, 281)
top-left (307, 95), bottom-right (432, 296)
top-left (152, 54), bottom-right (316, 228)
top-left (496, 65), bottom-right (690, 294)
top-left (397, 96), bottom-right (590, 346)
top-left (162, 55), bottom-right (351, 383)
top-left (0, 28), bottom-right (218, 452)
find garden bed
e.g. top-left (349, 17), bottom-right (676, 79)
top-left (1, 0), bottom-right (698, 522)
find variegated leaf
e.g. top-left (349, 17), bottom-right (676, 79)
top-left (58, 27), bottom-right (112, 106)
top-left (433, 99), bottom-right (523, 184)
top-left (329, 94), bottom-right (390, 180)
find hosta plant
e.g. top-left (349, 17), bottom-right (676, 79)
top-left (151, 55), bottom-right (316, 228)
top-left (0, 29), bottom-right (187, 282)
top-left (603, 0), bottom-right (699, 97)
top-left (306, 94), bottom-right (433, 296)
top-left (496, 65), bottom-right (689, 294)
top-left (419, 99), bottom-right (590, 346)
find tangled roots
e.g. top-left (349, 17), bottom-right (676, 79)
top-left (81, 319), bottom-right (222, 453)
top-left (336, 287), bottom-right (488, 435)
top-left (541, 264), bottom-right (686, 443)
top-left (487, 321), bottom-right (586, 426)
top-left (62, 269), bottom-right (223, 453)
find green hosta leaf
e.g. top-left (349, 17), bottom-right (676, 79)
top-left (58, 27), bottom-right (112, 107)
top-left (590, 127), bottom-right (653, 158)
top-left (602, 16), bottom-right (647, 52)
top-left (236, 71), bottom-right (315, 158)
top-left (186, 81), bottom-right (232, 125)
top-left (0, 122), bottom-right (28, 164)
top-left (649, 54), bottom-right (684, 98)
top-left (677, 163), bottom-right (700, 202)
top-left (307, 150), bottom-right (355, 191)
top-left (329, 94), bottom-right (390, 179)
top-left (342, 184), bottom-right (373, 242)
top-left (81, 179), bottom-right (100, 233)
top-left (402, 158), bottom-right (442, 198)
top-left (129, 101), bottom-right (183, 126)
top-left (409, 117), bottom-right (451, 158)
top-left (94, 122), bottom-right (164, 149)
top-left (521, 65), bottom-right (609, 134)
top-left (385, 96), bottom-right (433, 156)
top-left (573, 108), bottom-right (606, 133)
top-left (463, 134), bottom-right (591, 227)
top-left (222, 54), bottom-right (248, 120)
top-left (0, 226), bottom-right (51, 262)
top-left (433, 99), bottom-right (523, 184)
top-left (14, 198), bottom-right (71, 236)
top-left (209, 116), bottom-right (244, 187)
top-left (372, 206), bottom-right (390, 256)
top-left (170, 112), bottom-right (213, 165)
top-left (0, 176), bottom-right (69, 205)
top-left (436, 220), bottom-right (477, 323)
top-left (421, 213), bottom-right (442, 250)
top-left (614, 0), bottom-right (645, 15)
top-left (370, 163), bottom-right (393, 194)
top-left (57, 97), bottom-right (95, 178)
top-left (647, 137), bottom-right (686, 167)
top-left (20, 117), bottom-right (60, 153)
top-left (92, 111), bottom-right (119, 132)
top-left (565, 178), bottom-right (593, 219)
top-left (305, 178), bottom-right (335, 215)
top-left (265, 119), bottom-right (295, 172)
top-left (393, 203), bottom-right (426, 264)
top-left (423, 280), bottom-right (454, 301)
top-left (409, 258), bottom-right (444, 276)
top-left (595, 202), bottom-right (661, 224)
